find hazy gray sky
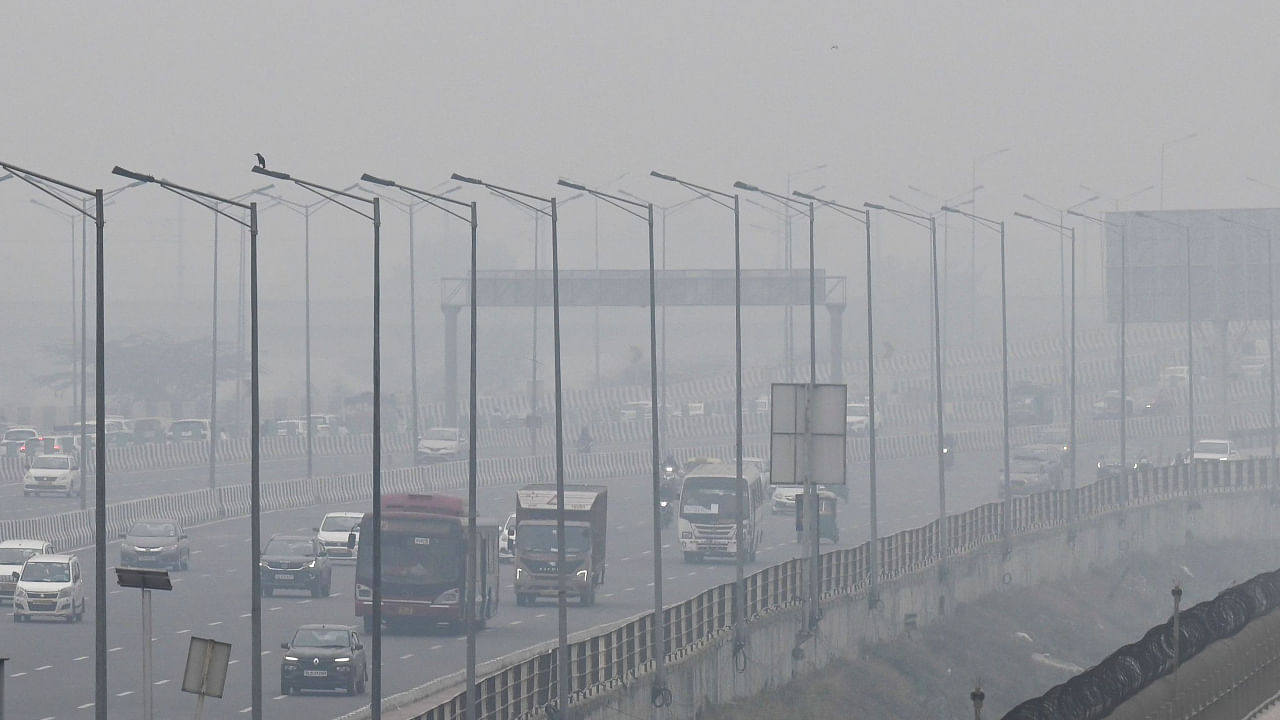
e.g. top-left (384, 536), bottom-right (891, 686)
top-left (4, 1), bottom-right (1280, 405)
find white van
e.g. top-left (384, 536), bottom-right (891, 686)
top-left (23, 454), bottom-right (82, 497)
top-left (0, 539), bottom-right (54, 604)
top-left (13, 553), bottom-right (85, 622)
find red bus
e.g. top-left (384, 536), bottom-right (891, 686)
top-left (352, 493), bottom-right (500, 632)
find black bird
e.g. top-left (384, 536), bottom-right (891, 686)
top-left (255, 153), bottom-right (266, 169)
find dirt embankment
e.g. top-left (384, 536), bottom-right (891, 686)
top-left (701, 538), bottom-right (1280, 720)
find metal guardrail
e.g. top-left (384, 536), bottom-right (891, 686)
top-left (334, 456), bottom-right (1277, 720)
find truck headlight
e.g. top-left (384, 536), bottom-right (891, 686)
top-left (334, 657), bottom-right (351, 663)
top-left (283, 655), bottom-right (299, 662)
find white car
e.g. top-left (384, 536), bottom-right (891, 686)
top-left (23, 454), bottom-right (82, 497)
top-left (13, 553), bottom-right (86, 623)
top-left (1192, 439), bottom-right (1239, 462)
top-left (845, 402), bottom-right (882, 436)
top-left (499, 512), bottom-right (517, 562)
top-left (772, 486), bottom-right (804, 515)
top-left (314, 511), bottom-right (363, 560)
top-left (416, 427), bottom-right (467, 463)
top-left (0, 540), bottom-right (54, 604)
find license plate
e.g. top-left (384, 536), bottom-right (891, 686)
top-left (398, 606), bottom-right (414, 616)
top-left (275, 573), bottom-right (294, 580)
top-left (303, 670), bottom-right (327, 677)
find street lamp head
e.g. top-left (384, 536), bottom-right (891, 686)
top-left (794, 191), bottom-right (819, 201)
top-left (556, 179), bottom-right (588, 192)
top-left (361, 173), bottom-right (396, 187)
top-left (864, 202), bottom-right (886, 210)
top-left (111, 166), bottom-right (155, 184)
top-left (649, 171), bottom-right (678, 182)
top-left (1012, 211), bottom-right (1032, 220)
top-left (251, 166), bottom-right (291, 181)
top-left (451, 173), bottom-right (483, 185)
top-left (732, 181), bottom-right (759, 192)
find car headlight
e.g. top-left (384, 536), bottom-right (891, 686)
top-left (283, 655), bottom-right (298, 662)
top-left (576, 570), bottom-right (589, 580)
top-left (334, 657), bottom-right (351, 663)
top-left (659, 500), bottom-right (669, 509)
top-left (258, 561), bottom-right (268, 568)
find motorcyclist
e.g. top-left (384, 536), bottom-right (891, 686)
top-left (662, 452), bottom-right (678, 474)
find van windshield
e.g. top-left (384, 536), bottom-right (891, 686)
top-left (22, 562), bottom-right (70, 583)
top-left (0, 548), bottom-right (39, 565)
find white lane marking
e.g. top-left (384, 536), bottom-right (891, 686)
top-left (108, 647), bottom-right (123, 653)
top-left (39, 716), bottom-right (54, 720)
top-left (74, 655), bottom-right (89, 661)
top-left (508, 620), bottom-right (523, 625)
top-left (666, 576), bottom-right (677, 581)
top-left (78, 702), bottom-right (95, 709)
top-left (299, 600), bottom-right (311, 605)
top-left (240, 707), bottom-right (251, 713)
top-left (228, 660), bottom-right (240, 665)
top-left (430, 644), bottom-right (443, 650)
top-left (602, 593), bottom-right (615, 598)
top-left (10, 672), bottom-right (27, 678)
top-left (273, 694), bottom-right (287, 700)
top-left (641, 550), bottom-right (651, 555)
top-left (108, 590), bottom-right (121, 595)
top-left (619, 556), bottom-right (631, 562)
top-left (623, 587), bottom-right (635, 592)
top-left (646, 582), bottom-right (655, 587)
top-left (687, 571), bottom-right (696, 576)
top-left (270, 606), bottom-right (282, 611)
top-left (240, 613), bottom-right (251, 618)
top-left (661, 544), bottom-right (671, 549)
top-left (261, 650), bottom-right (271, 656)
top-left (35, 664), bottom-right (52, 671)
top-left (177, 629), bottom-right (191, 634)
top-left (191, 550), bottom-right (204, 555)
top-left (208, 621), bottom-right (222, 626)
top-left (116, 691), bottom-right (133, 697)
top-left (535, 613), bottom-right (547, 618)
top-left (400, 654), bottom-right (414, 659)
top-left (331, 593), bottom-right (342, 597)
top-left (154, 679), bottom-right (170, 686)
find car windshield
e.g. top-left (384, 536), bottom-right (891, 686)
top-left (22, 561), bottom-right (69, 583)
top-left (265, 538), bottom-right (314, 556)
top-left (0, 548), bottom-right (39, 564)
top-left (1195, 441), bottom-right (1230, 454)
top-left (424, 429), bottom-right (457, 441)
top-left (519, 525), bottom-right (591, 553)
top-left (4, 429), bottom-right (36, 442)
top-left (320, 515), bottom-right (360, 533)
top-left (291, 629), bottom-right (349, 648)
top-left (129, 522), bottom-right (177, 537)
top-left (31, 456), bottom-right (71, 470)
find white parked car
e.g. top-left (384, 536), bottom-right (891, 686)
top-left (0, 539), bottom-right (54, 604)
top-left (1191, 439), bottom-right (1239, 462)
top-left (415, 427), bottom-right (467, 463)
top-left (13, 553), bottom-right (86, 623)
top-left (845, 401), bottom-right (882, 436)
top-left (314, 511), bottom-right (363, 560)
top-left (23, 454), bottom-right (82, 498)
top-left (772, 485), bottom-right (804, 515)
top-left (499, 512), bottom-right (517, 562)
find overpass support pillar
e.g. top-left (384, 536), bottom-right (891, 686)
top-left (828, 304), bottom-right (845, 385)
top-left (1214, 319), bottom-right (1229, 437)
top-left (443, 305), bottom-right (460, 427)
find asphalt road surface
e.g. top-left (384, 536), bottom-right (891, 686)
top-left (1, 434), bottom-right (1149, 720)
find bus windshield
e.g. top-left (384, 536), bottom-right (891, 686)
top-left (359, 531), bottom-right (463, 584)
top-left (680, 477), bottom-right (744, 519)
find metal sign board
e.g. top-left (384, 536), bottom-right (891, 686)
top-left (769, 383), bottom-right (847, 486)
top-left (1104, 209), bottom-right (1280, 323)
top-left (181, 636), bottom-right (232, 698)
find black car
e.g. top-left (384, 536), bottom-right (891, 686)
top-left (280, 624), bottom-right (367, 695)
top-left (259, 534), bottom-right (332, 597)
top-left (119, 518), bottom-right (190, 571)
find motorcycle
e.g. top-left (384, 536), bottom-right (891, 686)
top-left (942, 434), bottom-right (957, 469)
top-left (658, 499), bottom-right (674, 527)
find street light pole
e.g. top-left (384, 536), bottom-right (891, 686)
top-left (943, 206), bottom-right (1010, 537)
top-left (253, 165), bottom-right (381, 719)
top-left (558, 177), bottom-right (671, 706)
top-left (1, 162), bottom-right (109, 719)
top-left (651, 170), bottom-right (747, 663)
top-left (797, 192), bottom-right (877, 601)
top-left (1015, 213), bottom-right (1079, 498)
top-left (1137, 212), bottom-right (1196, 458)
top-left (112, 165), bottom-right (261, 719)
top-left (970, 148), bottom-right (1011, 336)
top-left (867, 203), bottom-right (948, 555)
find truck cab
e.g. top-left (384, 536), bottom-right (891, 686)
top-left (513, 485), bottom-right (608, 607)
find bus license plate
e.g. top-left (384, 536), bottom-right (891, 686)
top-left (303, 670), bottom-right (327, 677)
top-left (275, 573), bottom-right (294, 580)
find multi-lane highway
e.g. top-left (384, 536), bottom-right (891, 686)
top-left (1, 433), bottom-right (1149, 720)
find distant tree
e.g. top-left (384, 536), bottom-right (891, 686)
top-left (36, 331), bottom-right (247, 408)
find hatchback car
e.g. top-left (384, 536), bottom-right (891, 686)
top-left (0, 539), bottom-right (54, 604)
top-left (280, 624), bottom-right (367, 695)
top-left (314, 511), bottom-right (363, 560)
top-left (13, 553), bottom-right (85, 623)
top-left (119, 518), bottom-right (190, 571)
top-left (260, 534), bottom-right (332, 597)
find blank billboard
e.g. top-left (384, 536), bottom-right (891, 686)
top-left (1104, 209), bottom-right (1279, 323)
